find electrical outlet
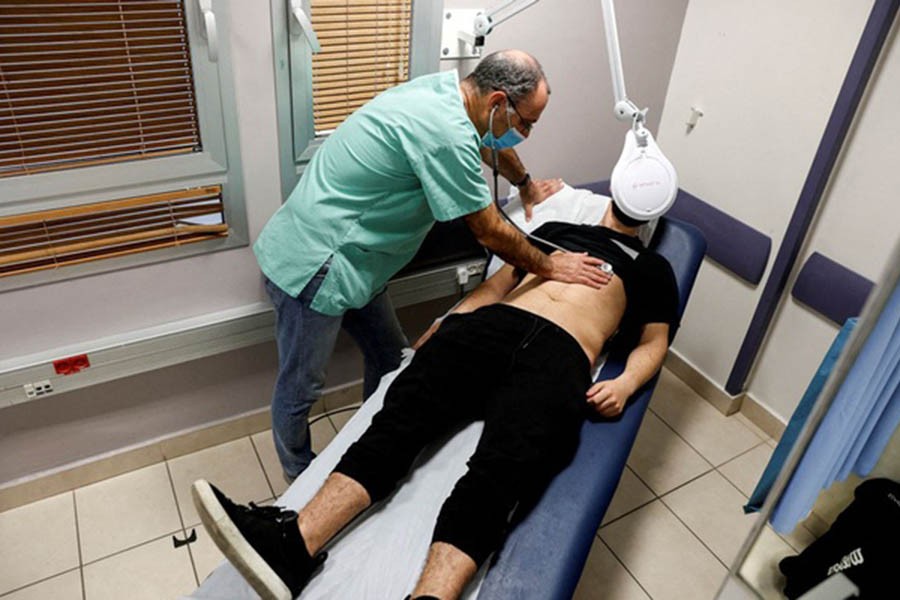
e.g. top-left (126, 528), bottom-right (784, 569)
top-left (23, 380), bottom-right (53, 399)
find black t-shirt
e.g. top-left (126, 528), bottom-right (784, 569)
top-left (523, 222), bottom-right (680, 348)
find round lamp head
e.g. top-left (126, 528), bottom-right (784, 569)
top-left (610, 128), bottom-right (678, 222)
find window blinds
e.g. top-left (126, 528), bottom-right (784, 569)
top-left (0, 185), bottom-right (227, 277)
top-left (310, 0), bottom-right (411, 134)
top-left (0, 0), bottom-right (201, 178)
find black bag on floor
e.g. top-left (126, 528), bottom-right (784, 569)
top-left (778, 478), bottom-right (900, 598)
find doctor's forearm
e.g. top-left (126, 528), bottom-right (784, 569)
top-left (481, 225), bottom-right (552, 278)
top-left (464, 207), bottom-right (552, 278)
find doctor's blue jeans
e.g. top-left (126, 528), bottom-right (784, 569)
top-left (265, 266), bottom-right (407, 480)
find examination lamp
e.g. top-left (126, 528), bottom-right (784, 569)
top-left (468, 0), bottom-right (678, 222)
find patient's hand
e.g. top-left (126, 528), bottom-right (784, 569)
top-left (586, 377), bottom-right (635, 417)
top-left (520, 178), bottom-right (563, 222)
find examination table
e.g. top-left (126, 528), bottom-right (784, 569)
top-left (187, 187), bottom-right (706, 600)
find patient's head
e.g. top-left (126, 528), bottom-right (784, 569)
top-left (611, 200), bottom-right (650, 228)
top-left (600, 201), bottom-right (646, 237)
top-left (461, 50), bottom-right (551, 141)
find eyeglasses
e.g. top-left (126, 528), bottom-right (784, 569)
top-left (504, 94), bottom-right (535, 133)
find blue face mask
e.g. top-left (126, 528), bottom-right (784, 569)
top-left (481, 104), bottom-right (526, 150)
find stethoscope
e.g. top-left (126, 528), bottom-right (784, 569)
top-left (486, 105), bottom-right (615, 276)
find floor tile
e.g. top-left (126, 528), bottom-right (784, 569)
top-left (572, 537), bottom-right (650, 600)
top-left (626, 411), bottom-right (712, 495)
top-left (735, 413), bottom-right (772, 443)
top-left (0, 570), bottom-right (82, 600)
top-left (187, 525), bottom-right (225, 585)
top-left (662, 470), bottom-right (760, 565)
top-left (328, 404), bottom-right (359, 433)
top-left (601, 500), bottom-right (726, 600)
top-left (250, 430), bottom-right (289, 498)
top-left (310, 415), bottom-right (338, 455)
top-left (75, 463), bottom-right (181, 564)
top-left (738, 526), bottom-right (795, 599)
top-left (718, 443), bottom-right (774, 497)
top-left (718, 575), bottom-right (760, 600)
top-left (650, 370), bottom-right (763, 465)
top-left (0, 492), bottom-right (78, 595)
top-left (83, 537), bottom-right (195, 600)
top-left (168, 438), bottom-right (272, 527)
top-left (601, 467), bottom-right (656, 526)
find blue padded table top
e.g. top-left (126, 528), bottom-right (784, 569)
top-left (477, 217), bottom-right (707, 600)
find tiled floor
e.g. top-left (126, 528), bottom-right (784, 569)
top-left (0, 369), bottom-right (811, 599)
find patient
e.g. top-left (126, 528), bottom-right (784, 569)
top-left (192, 198), bottom-right (678, 600)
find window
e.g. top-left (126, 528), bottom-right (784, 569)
top-left (0, 0), bottom-right (247, 289)
top-left (271, 0), bottom-right (442, 197)
top-left (0, 186), bottom-right (226, 278)
top-left (310, 0), bottom-right (412, 135)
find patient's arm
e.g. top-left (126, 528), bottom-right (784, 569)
top-left (586, 322), bottom-right (669, 418)
top-left (412, 265), bottom-right (521, 349)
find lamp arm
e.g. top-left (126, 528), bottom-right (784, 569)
top-left (472, 0), bottom-right (648, 137)
top-left (474, 0), bottom-right (541, 36)
top-left (600, 0), bottom-right (649, 144)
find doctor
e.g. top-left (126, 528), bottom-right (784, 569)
top-left (254, 49), bottom-right (611, 481)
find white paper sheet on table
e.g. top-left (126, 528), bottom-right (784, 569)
top-left (186, 351), bottom-right (492, 600)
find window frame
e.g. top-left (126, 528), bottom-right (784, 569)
top-left (270, 0), bottom-right (443, 199)
top-left (0, 0), bottom-right (248, 292)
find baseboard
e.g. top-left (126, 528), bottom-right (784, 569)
top-left (664, 350), bottom-right (743, 415)
top-left (739, 394), bottom-right (787, 441)
top-left (0, 381), bottom-right (363, 512)
top-left (663, 350), bottom-right (788, 442)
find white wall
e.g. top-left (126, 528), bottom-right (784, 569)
top-left (751, 17), bottom-right (900, 420)
top-left (655, 0), bottom-right (896, 421)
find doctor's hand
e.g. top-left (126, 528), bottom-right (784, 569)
top-left (586, 377), bottom-right (636, 418)
top-left (547, 252), bottom-right (612, 289)
top-left (519, 178), bottom-right (563, 222)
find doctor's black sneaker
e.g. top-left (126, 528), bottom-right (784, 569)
top-left (192, 479), bottom-right (326, 600)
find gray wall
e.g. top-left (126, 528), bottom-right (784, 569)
top-left (2, 0), bottom-right (689, 485)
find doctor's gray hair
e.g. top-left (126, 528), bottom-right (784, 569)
top-left (464, 50), bottom-right (550, 103)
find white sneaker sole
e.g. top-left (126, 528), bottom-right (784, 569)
top-left (192, 479), bottom-right (292, 600)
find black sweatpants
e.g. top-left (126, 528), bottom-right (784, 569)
top-left (334, 304), bottom-right (592, 565)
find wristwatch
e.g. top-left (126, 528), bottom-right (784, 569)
top-left (512, 172), bottom-right (531, 188)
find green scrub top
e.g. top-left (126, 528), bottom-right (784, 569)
top-left (254, 70), bottom-right (492, 316)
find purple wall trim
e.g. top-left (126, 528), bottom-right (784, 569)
top-left (584, 181), bottom-right (771, 284)
top-left (792, 252), bottom-right (874, 326)
top-left (726, 0), bottom-right (899, 395)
